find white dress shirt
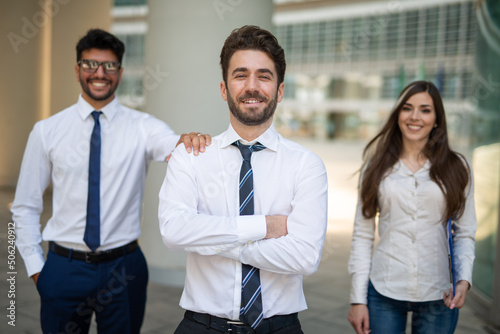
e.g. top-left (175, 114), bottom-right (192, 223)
top-left (348, 159), bottom-right (477, 304)
top-left (12, 95), bottom-right (179, 277)
top-left (158, 124), bottom-right (328, 320)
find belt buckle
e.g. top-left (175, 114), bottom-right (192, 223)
top-left (85, 252), bottom-right (97, 263)
top-left (227, 320), bottom-right (246, 332)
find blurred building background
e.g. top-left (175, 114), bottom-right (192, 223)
top-left (273, 0), bottom-right (477, 145)
top-left (111, 1), bottom-right (499, 326)
top-left (1, 0), bottom-right (499, 329)
top-left (112, 0), bottom-right (148, 109)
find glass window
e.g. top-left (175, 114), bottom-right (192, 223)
top-left (276, 25), bottom-right (285, 46)
top-left (444, 4), bottom-right (461, 55)
top-left (424, 7), bottom-right (440, 57)
top-left (323, 21), bottom-right (335, 63)
top-left (114, 0), bottom-right (147, 6)
top-left (119, 34), bottom-right (145, 66)
top-left (308, 22), bottom-right (321, 64)
top-left (349, 18), bottom-right (363, 61)
top-left (317, 21), bottom-right (327, 63)
top-left (114, 33), bottom-right (145, 109)
top-left (116, 75), bottom-right (144, 109)
top-left (465, 2), bottom-right (477, 54)
top-left (442, 71), bottom-right (457, 99)
top-left (405, 10), bottom-right (419, 58)
top-left (385, 14), bottom-right (399, 59)
top-left (285, 25), bottom-right (294, 61)
top-left (381, 75), bottom-right (399, 99)
top-left (367, 15), bottom-right (382, 61)
top-left (302, 23), bottom-right (310, 62)
top-left (328, 78), bottom-right (346, 99)
top-left (283, 75), bottom-right (296, 99)
top-left (468, 0), bottom-right (500, 303)
top-left (460, 71), bottom-right (473, 99)
top-left (291, 24), bottom-right (303, 63)
top-left (332, 19), bottom-right (344, 61)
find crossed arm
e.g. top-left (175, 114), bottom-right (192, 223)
top-left (158, 145), bottom-right (328, 276)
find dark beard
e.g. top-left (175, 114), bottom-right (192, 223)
top-left (79, 75), bottom-right (117, 102)
top-left (227, 89), bottom-right (278, 126)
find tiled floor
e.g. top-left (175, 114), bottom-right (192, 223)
top-left (0, 139), bottom-right (494, 333)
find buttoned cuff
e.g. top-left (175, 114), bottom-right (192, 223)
top-left (350, 274), bottom-right (369, 305)
top-left (236, 215), bottom-right (266, 244)
top-left (25, 252), bottom-right (45, 278)
top-left (455, 270), bottom-right (473, 289)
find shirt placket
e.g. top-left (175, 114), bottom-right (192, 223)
top-left (407, 173), bottom-right (419, 299)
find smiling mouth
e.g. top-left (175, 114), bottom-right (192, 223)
top-left (239, 93), bottom-right (267, 105)
top-left (89, 80), bottom-right (110, 89)
top-left (242, 99), bottom-right (262, 104)
top-left (407, 125), bottom-right (422, 130)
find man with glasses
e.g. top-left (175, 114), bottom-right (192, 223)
top-left (11, 28), bottom-right (209, 333)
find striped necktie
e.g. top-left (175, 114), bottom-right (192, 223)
top-left (232, 141), bottom-right (266, 328)
top-left (84, 111), bottom-right (102, 252)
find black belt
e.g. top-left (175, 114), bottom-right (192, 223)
top-left (49, 240), bottom-right (138, 263)
top-left (185, 311), bottom-right (298, 334)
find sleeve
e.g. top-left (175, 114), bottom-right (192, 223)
top-left (11, 122), bottom-right (52, 277)
top-left (158, 145), bottom-right (267, 254)
top-left (238, 153), bottom-right (328, 276)
top-left (453, 161), bottom-right (477, 286)
top-left (142, 115), bottom-right (180, 162)
top-left (347, 173), bottom-right (376, 305)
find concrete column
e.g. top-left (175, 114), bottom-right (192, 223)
top-left (0, 0), bottom-right (111, 188)
top-left (1, 1), bottom-right (45, 187)
top-left (142, 0), bottom-right (274, 286)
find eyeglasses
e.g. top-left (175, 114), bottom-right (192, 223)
top-left (78, 59), bottom-right (121, 74)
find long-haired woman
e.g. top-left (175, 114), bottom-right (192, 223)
top-left (347, 81), bottom-right (477, 334)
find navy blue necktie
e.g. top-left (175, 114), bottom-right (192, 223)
top-left (84, 111), bottom-right (102, 252)
top-left (232, 141), bottom-right (266, 328)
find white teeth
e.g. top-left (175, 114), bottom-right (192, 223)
top-left (91, 82), bottom-right (107, 87)
top-left (244, 100), bottom-right (260, 104)
top-left (408, 125), bottom-right (421, 130)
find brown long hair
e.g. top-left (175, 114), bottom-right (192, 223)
top-left (360, 80), bottom-right (470, 222)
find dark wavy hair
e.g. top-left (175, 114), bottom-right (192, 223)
top-left (76, 28), bottom-right (125, 63)
top-left (360, 80), bottom-right (470, 222)
top-left (220, 25), bottom-right (286, 86)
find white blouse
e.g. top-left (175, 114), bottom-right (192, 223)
top-left (348, 159), bottom-right (477, 304)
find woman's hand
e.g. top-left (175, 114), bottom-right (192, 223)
top-left (443, 280), bottom-right (470, 309)
top-left (348, 304), bottom-right (371, 334)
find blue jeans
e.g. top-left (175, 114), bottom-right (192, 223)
top-left (367, 281), bottom-right (459, 334)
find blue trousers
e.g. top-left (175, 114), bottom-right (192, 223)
top-left (367, 281), bottom-right (459, 334)
top-left (36, 246), bottom-right (148, 334)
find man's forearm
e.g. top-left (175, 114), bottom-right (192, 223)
top-left (265, 215), bottom-right (288, 239)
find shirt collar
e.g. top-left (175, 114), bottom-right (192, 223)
top-left (395, 158), bottom-right (431, 175)
top-left (77, 94), bottom-right (119, 121)
top-left (220, 123), bottom-right (279, 152)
